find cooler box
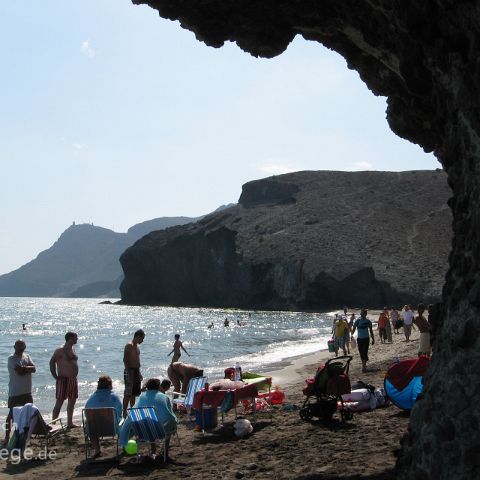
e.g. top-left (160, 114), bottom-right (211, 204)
top-left (195, 406), bottom-right (218, 429)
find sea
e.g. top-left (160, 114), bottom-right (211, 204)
top-left (0, 297), bottom-right (336, 424)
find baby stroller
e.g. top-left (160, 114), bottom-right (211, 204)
top-left (299, 355), bottom-right (353, 422)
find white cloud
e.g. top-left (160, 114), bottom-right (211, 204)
top-left (258, 162), bottom-right (298, 176)
top-left (80, 40), bottom-right (95, 58)
top-left (350, 161), bottom-right (373, 170)
top-left (73, 143), bottom-right (83, 151)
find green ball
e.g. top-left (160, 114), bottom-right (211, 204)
top-left (124, 439), bottom-right (138, 456)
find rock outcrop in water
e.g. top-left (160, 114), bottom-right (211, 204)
top-left (130, 2), bottom-right (480, 477)
top-left (120, 170), bottom-right (451, 309)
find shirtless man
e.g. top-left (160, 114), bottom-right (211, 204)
top-left (167, 334), bottom-right (190, 364)
top-left (123, 329), bottom-right (145, 417)
top-left (50, 331), bottom-right (79, 428)
top-left (167, 362), bottom-right (204, 395)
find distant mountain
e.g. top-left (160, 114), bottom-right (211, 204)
top-left (0, 212), bottom-right (211, 298)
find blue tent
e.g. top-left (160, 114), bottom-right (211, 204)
top-left (384, 356), bottom-right (430, 411)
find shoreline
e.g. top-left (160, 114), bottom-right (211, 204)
top-left (4, 309), bottom-right (425, 480)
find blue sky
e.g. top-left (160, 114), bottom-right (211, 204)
top-left (0, 0), bottom-right (439, 275)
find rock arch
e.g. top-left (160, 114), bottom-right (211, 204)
top-left (132, 1), bottom-right (480, 477)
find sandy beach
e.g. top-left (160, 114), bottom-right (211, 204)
top-left (2, 315), bottom-right (423, 480)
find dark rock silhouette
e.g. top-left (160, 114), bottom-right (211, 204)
top-left (130, 3), bottom-right (480, 476)
top-left (120, 170), bottom-right (451, 310)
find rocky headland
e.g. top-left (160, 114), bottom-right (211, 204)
top-left (0, 217), bottom-right (200, 298)
top-left (120, 170), bottom-right (451, 310)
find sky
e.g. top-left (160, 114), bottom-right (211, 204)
top-left (0, 0), bottom-right (439, 275)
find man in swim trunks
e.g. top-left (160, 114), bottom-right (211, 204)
top-left (167, 362), bottom-right (204, 396)
top-left (123, 329), bottom-right (145, 417)
top-left (50, 331), bottom-right (79, 428)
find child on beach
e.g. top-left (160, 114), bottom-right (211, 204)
top-left (167, 334), bottom-right (190, 364)
top-left (377, 309), bottom-right (389, 343)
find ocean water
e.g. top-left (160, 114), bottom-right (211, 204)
top-left (0, 297), bottom-right (335, 424)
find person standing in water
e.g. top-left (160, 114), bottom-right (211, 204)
top-left (167, 334), bottom-right (190, 364)
top-left (50, 331), bottom-right (79, 428)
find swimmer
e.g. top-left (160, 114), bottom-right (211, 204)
top-left (167, 334), bottom-right (190, 364)
top-left (224, 317), bottom-right (230, 327)
top-left (207, 321), bottom-right (214, 329)
top-left (22, 323), bottom-right (27, 330)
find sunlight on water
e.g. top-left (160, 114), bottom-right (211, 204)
top-left (0, 297), bottom-right (336, 424)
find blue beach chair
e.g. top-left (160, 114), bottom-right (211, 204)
top-left (172, 376), bottom-right (207, 414)
top-left (127, 407), bottom-right (168, 462)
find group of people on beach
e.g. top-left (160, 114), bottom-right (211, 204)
top-left (332, 304), bottom-right (433, 372)
top-left (4, 329), bottom-right (204, 457)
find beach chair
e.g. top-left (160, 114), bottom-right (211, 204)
top-left (127, 407), bottom-right (169, 462)
top-left (82, 407), bottom-right (120, 460)
top-left (173, 376), bottom-right (207, 414)
top-left (13, 405), bottom-right (66, 453)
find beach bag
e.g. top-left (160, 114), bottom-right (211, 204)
top-left (350, 337), bottom-right (357, 350)
top-left (327, 339), bottom-right (335, 352)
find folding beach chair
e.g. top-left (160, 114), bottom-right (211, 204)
top-left (127, 407), bottom-right (168, 462)
top-left (13, 404), bottom-right (66, 454)
top-left (82, 407), bottom-right (120, 460)
top-left (173, 376), bottom-right (207, 414)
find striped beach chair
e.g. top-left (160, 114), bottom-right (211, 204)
top-left (127, 407), bottom-right (168, 462)
top-left (173, 376), bottom-right (207, 414)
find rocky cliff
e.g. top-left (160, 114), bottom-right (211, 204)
top-left (0, 216), bottom-right (200, 298)
top-left (120, 170), bottom-right (451, 309)
top-left (130, 2), bottom-right (480, 477)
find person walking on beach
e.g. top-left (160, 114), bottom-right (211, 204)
top-left (4, 339), bottom-right (36, 445)
top-left (349, 313), bottom-right (356, 329)
top-left (391, 307), bottom-right (401, 334)
top-left (333, 315), bottom-right (349, 356)
top-left (50, 331), bottom-right (79, 428)
top-left (384, 307), bottom-right (393, 343)
top-left (167, 334), bottom-right (190, 364)
top-left (414, 303), bottom-right (432, 357)
top-left (123, 329), bottom-right (145, 417)
top-left (377, 308), bottom-right (389, 344)
top-left (402, 305), bottom-right (415, 342)
top-left (351, 309), bottom-right (375, 372)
